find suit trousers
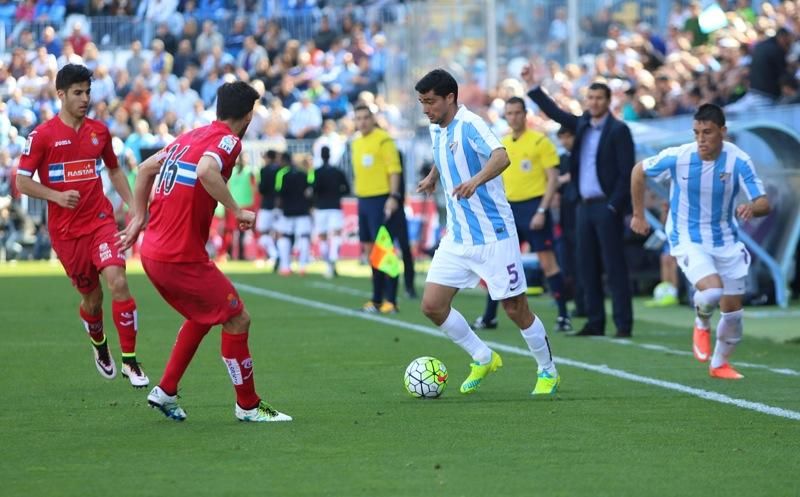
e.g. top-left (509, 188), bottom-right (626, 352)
top-left (576, 201), bottom-right (633, 333)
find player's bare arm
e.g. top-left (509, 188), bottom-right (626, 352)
top-left (532, 167), bottom-right (559, 230)
top-left (452, 148), bottom-right (510, 200)
top-left (16, 174), bottom-right (81, 209)
top-left (106, 165), bottom-right (133, 209)
top-left (417, 167), bottom-right (439, 195)
top-left (736, 195), bottom-right (770, 222)
top-left (197, 155), bottom-right (255, 229)
top-left (629, 162), bottom-right (651, 236)
top-left (117, 151), bottom-right (165, 249)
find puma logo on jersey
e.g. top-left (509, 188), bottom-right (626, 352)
top-left (54, 140), bottom-right (73, 147)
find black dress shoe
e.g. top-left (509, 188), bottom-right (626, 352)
top-left (567, 327), bottom-right (604, 337)
top-left (613, 330), bottom-right (632, 339)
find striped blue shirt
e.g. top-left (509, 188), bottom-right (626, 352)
top-left (642, 141), bottom-right (766, 254)
top-left (428, 106), bottom-right (516, 246)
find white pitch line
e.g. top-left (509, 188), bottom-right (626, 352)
top-left (594, 337), bottom-right (800, 377)
top-left (234, 282), bottom-right (800, 422)
top-left (307, 281), bottom-right (372, 298)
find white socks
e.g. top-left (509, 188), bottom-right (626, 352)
top-left (711, 309), bottom-right (744, 368)
top-left (277, 237), bottom-right (291, 271)
top-left (521, 317), bottom-right (556, 375)
top-left (330, 235), bottom-right (341, 262)
top-left (258, 234), bottom-right (277, 260)
top-left (440, 308), bottom-right (492, 364)
top-left (297, 236), bottom-right (310, 269)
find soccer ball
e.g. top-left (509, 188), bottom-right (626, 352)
top-left (403, 356), bottom-right (448, 398)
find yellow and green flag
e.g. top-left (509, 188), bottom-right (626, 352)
top-left (369, 226), bottom-right (401, 277)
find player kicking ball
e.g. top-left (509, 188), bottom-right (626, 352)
top-left (16, 64), bottom-right (148, 388)
top-left (415, 69), bottom-right (560, 396)
top-left (630, 104), bottom-right (770, 379)
top-left (119, 82), bottom-right (291, 422)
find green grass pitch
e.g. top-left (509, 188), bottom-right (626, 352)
top-left (1, 262), bottom-right (798, 496)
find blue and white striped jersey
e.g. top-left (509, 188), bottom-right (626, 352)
top-left (642, 141), bottom-right (766, 254)
top-left (429, 106), bottom-right (516, 246)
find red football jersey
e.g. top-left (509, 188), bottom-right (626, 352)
top-left (140, 121), bottom-right (242, 263)
top-left (17, 116), bottom-right (119, 240)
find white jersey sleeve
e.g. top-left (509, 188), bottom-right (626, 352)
top-left (734, 156), bottom-right (765, 201)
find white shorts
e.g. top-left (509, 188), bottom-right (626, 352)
top-left (276, 215), bottom-right (312, 237)
top-left (313, 209), bottom-right (344, 234)
top-left (256, 208), bottom-right (282, 233)
top-left (426, 236), bottom-right (526, 300)
top-left (673, 242), bottom-right (750, 295)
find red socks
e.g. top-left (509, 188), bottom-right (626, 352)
top-left (79, 306), bottom-right (105, 344)
top-left (221, 331), bottom-right (259, 409)
top-left (159, 320), bottom-right (212, 395)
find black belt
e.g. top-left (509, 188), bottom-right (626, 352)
top-left (581, 196), bottom-right (607, 204)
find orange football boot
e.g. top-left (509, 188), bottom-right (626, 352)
top-left (692, 326), bottom-right (711, 363)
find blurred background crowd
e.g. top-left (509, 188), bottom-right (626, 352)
top-left (1, 0), bottom-right (798, 303)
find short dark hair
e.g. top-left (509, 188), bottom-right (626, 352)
top-left (216, 81), bottom-right (259, 121)
top-left (264, 149), bottom-right (277, 161)
top-left (321, 145), bottom-right (330, 162)
top-left (588, 82), bottom-right (611, 100)
top-left (693, 103), bottom-right (726, 127)
top-left (414, 68), bottom-right (458, 102)
top-left (353, 103), bottom-right (372, 115)
top-left (556, 126), bottom-right (574, 136)
top-left (505, 96), bottom-right (526, 112)
top-left (55, 64), bottom-right (92, 91)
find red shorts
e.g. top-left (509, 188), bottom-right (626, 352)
top-left (52, 222), bottom-right (126, 295)
top-left (141, 256), bottom-right (244, 326)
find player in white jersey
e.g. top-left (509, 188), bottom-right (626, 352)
top-left (414, 69), bottom-right (560, 395)
top-left (630, 104), bottom-right (770, 379)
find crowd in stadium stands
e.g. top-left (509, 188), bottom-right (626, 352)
top-left (1, 0), bottom-right (799, 267)
top-left (488, 0), bottom-right (800, 136)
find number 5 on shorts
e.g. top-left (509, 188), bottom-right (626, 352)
top-left (507, 263), bottom-right (519, 285)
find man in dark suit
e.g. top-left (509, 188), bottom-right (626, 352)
top-left (521, 64), bottom-right (634, 337)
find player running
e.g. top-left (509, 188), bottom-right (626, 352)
top-left (119, 81), bottom-right (291, 422)
top-left (16, 64), bottom-right (149, 388)
top-left (415, 69), bottom-right (560, 395)
top-left (630, 103), bottom-right (770, 379)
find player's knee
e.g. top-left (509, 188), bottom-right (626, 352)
top-left (224, 308), bottom-right (251, 334)
top-left (694, 288), bottom-right (723, 317)
top-left (420, 298), bottom-right (446, 323)
top-left (501, 296), bottom-right (527, 321)
top-left (718, 309), bottom-right (743, 344)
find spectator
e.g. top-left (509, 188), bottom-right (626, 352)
top-left (727, 28), bottom-right (795, 112)
top-left (34, 0), bottom-right (65, 23)
top-left (684, 1), bottom-right (709, 47)
top-left (0, 63), bottom-right (17, 100)
top-left (81, 42), bottom-right (100, 71)
top-left (237, 36), bottom-right (267, 77)
top-left (148, 79), bottom-right (176, 122)
top-left (56, 41), bottom-right (83, 68)
top-left (123, 77), bottom-right (152, 116)
top-left (195, 19), bottom-right (224, 56)
top-left (779, 74), bottom-right (800, 104)
top-left (312, 119), bottom-right (345, 168)
top-left (40, 25), bottom-right (62, 57)
top-left (287, 91), bottom-right (322, 139)
top-left (314, 15), bottom-right (338, 52)
top-left (66, 22), bottom-right (91, 56)
top-left (16, 64), bottom-right (45, 99)
top-left (547, 7), bottom-right (568, 62)
top-left (108, 106), bottom-right (131, 140)
top-left (150, 39), bottom-right (174, 75)
top-left (172, 39), bottom-right (199, 78)
top-left (173, 77), bottom-right (200, 120)
top-left (225, 17), bottom-right (249, 58)
top-left (155, 22), bottom-right (178, 55)
top-left (137, 0), bottom-right (179, 45)
top-left (126, 40), bottom-right (145, 78)
top-left (124, 119), bottom-right (156, 163)
top-left (317, 82), bottom-right (348, 120)
top-left (199, 68), bottom-right (223, 106)
top-left (90, 65), bottom-right (115, 104)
